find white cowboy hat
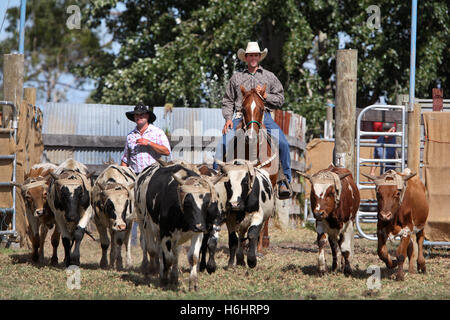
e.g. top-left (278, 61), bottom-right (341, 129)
top-left (237, 42), bottom-right (268, 63)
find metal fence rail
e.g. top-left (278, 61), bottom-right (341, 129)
top-left (0, 101), bottom-right (18, 238)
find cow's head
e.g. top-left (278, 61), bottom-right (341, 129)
top-left (51, 170), bottom-right (91, 224)
top-left (300, 169), bottom-right (350, 221)
top-left (215, 159), bottom-right (257, 212)
top-left (362, 169), bottom-right (416, 222)
top-left (97, 182), bottom-right (134, 232)
top-left (172, 172), bottom-right (214, 233)
top-left (15, 178), bottom-right (50, 218)
top-left (202, 173), bottom-right (229, 232)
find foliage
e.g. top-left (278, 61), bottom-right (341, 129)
top-left (0, 0), bottom-right (101, 102)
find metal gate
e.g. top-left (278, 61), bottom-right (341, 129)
top-left (355, 104), bottom-right (406, 240)
top-left (0, 101), bottom-right (18, 240)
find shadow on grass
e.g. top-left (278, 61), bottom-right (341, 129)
top-left (9, 252), bottom-right (62, 270)
top-left (120, 272), bottom-right (184, 292)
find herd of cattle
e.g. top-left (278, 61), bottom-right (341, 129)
top-left (13, 158), bottom-right (429, 290)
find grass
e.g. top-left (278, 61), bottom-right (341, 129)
top-left (0, 218), bottom-right (449, 300)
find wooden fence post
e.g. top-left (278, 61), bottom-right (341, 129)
top-left (407, 103), bottom-right (421, 175)
top-left (2, 54), bottom-right (24, 127)
top-left (335, 49), bottom-right (358, 176)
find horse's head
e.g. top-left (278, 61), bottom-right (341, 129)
top-left (240, 85), bottom-right (266, 140)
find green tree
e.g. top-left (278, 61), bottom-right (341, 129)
top-left (0, 0), bottom-right (102, 102)
top-left (76, 0), bottom-right (449, 138)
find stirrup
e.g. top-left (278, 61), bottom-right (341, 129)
top-left (275, 179), bottom-right (293, 200)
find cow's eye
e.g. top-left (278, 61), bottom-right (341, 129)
top-left (395, 191), bottom-right (401, 198)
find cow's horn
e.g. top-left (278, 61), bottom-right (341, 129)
top-left (50, 172), bottom-right (59, 180)
top-left (215, 159), bottom-right (226, 168)
top-left (338, 172), bottom-right (351, 180)
top-left (361, 173), bottom-right (377, 181)
top-left (297, 171), bottom-right (311, 181)
top-left (402, 172), bottom-right (417, 181)
top-left (10, 182), bottom-right (23, 189)
top-left (155, 158), bottom-right (169, 167)
top-left (171, 172), bottom-right (185, 185)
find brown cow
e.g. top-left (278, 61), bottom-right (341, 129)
top-left (300, 164), bottom-right (360, 276)
top-left (16, 163), bottom-right (60, 264)
top-left (362, 169), bottom-right (429, 281)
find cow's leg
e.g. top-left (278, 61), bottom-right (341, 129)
top-left (28, 216), bottom-right (40, 262)
top-left (145, 224), bottom-right (160, 275)
top-left (340, 220), bottom-right (354, 276)
top-left (62, 236), bottom-right (72, 267)
top-left (97, 223), bottom-right (110, 269)
top-left (199, 231), bottom-right (209, 272)
top-left (236, 229), bottom-right (246, 267)
top-left (317, 232), bottom-right (328, 276)
top-left (124, 227), bottom-right (132, 268)
top-left (206, 228), bottom-right (220, 274)
top-left (71, 226), bottom-right (85, 266)
top-left (416, 229), bottom-right (426, 274)
top-left (247, 223), bottom-right (262, 268)
top-left (187, 233), bottom-right (203, 291)
top-left (377, 228), bottom-right (397, 269)
top-left (395, 233), bottom-right (411, 281)
top-left (50, 225), bottom-right (60, 266)
top-left (38, 223), bottom-right (49, 264)
top-left (159, 236), bottom-right (173, 287)
top-left (226, 218), bottom-right (238, 268)
top-left (109, 230), bottom-right (119, 270)
top-left (137, 220), bottom-right (149, 274)
top-left (407, 234), bottom-right (418, 274)
top-left (329, 235), bottom-right (341, 272)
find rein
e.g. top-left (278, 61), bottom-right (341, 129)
top-left (244, 120), bottom-right (262, 129)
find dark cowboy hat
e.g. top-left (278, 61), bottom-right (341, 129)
top-left (125, 103), bottom-right (156, 123)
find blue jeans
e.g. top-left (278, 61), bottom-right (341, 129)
top-left (213, 112), bottom-right (291, 182)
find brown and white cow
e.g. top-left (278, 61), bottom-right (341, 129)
top-left (92, 164), bottom-right (136, 270)
top-left (362, 169), bottom-right (429, 281)
top-left (300, 164), bottom-right (360, 276)
top-left (16, 163), bottom-right (60, 265)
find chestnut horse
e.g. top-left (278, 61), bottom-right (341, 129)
top-left (226, 84), bottom-right (280, 251)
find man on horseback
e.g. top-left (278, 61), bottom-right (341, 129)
top-left (213, 41), bottom-right (292, 198)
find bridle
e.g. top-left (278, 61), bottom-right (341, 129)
top-left (242, 90), bottom-right (265, 130)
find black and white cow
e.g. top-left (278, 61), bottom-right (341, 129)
top-left (92, 164), bottom-right (136, 270)
top-left (47, 159), bottom-right (93, 267)
top-left (198, 169), bottom-right (228, 274)
top-left (135, 163), bottom-right (220, 291)
top-left (215, 159), bottom-right (275, 269)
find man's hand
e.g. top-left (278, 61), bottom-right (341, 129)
top-left (256, 85), bottom-right (267, 99)
top-left (222, 120), bottom-right (233, 135)
top-left (136, 138), bottom-right (150, 146)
